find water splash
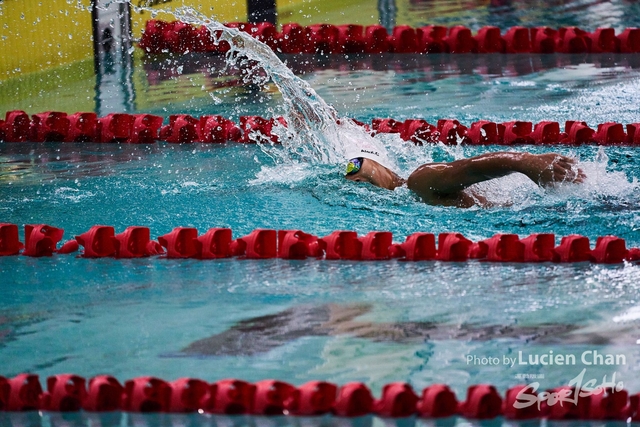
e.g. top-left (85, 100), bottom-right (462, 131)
top-left (164, 6), bottom-right (391, 169)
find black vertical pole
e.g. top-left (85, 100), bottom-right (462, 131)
top-left (91, 0), bottom-right (100, 75)
top-left (247, 0), bottom-right (277, 24)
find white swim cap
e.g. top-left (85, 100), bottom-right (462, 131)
top-left (343, 135), bottom-right (393, 170)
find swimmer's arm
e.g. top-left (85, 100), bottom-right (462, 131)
top-left (406, 152), bottom-right (584, 201)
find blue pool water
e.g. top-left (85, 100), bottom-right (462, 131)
top-left (3, 1), bottom-right (640, 426)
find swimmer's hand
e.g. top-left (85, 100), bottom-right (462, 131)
top-left (521, 153), bottom-right (586, 187)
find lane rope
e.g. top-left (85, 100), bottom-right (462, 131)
top-left (1, 224), bottom-right (638, 263)
top-left (2, 111), bottom-right (639, 146)
top-left (138, 21), bottom-right (640, 56)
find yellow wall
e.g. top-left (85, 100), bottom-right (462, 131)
top-left (0, 0), bottom-right (93, 80)
top-left (130, 0), bottom-right (248, 38)
top-left (276, 0), bottom-right (378, 27)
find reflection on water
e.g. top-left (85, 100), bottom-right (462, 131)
top-left (134, 52), bottom-right (640, 124)
top-left (396, 0), bottom-right (639, 30)
top-left (0, 143), bottom-right (163, 184)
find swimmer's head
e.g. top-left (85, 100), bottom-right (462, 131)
top-left (344, 157), bottom-right (403, 190)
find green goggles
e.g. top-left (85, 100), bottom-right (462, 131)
top-left (345, 157), bottom-right (364, 176)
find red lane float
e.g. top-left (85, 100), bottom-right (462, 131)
top-left (138, 21), bottom-right (640, 55)
top-left (2, 223), bottom-right (640, 264)
top-left (285, 380), bottom-right (337, 415)
top-left (417, 384), bottom-right (458, 418)
top-left (0, 223), bottom-right (23, 256)
top-left (7, 110), bottom-right (640, 146)
top-left (1, 373), bottom-right (640, 421)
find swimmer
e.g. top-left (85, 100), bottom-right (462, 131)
top-left (344, 151), bottom-right (586, 207)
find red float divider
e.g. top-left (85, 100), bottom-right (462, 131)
top-left (58, 240), bottom-right (80, 254)
top-left (593, 122), bottom-right (626, 145)
top-left (83, 375), bottom-right (124, 412)
top-left (305, 24), bottom-right (340, 54)
top-left (556, 27), bottom-right (589, 53)
top-left (318, 231), bottom-right (362, 260)
top-left (138, 20), bottom-right (171, 54)
top-left (437, 233), bottom-right (472, 261)
top-left (3, 110), bottom-right (31, 142)
top-left (436, 119), bottom-right (468, 145)
top-left (474, 26), bottom-right (504, 53)
top-left (531, 121), bottom-right (561, 144)
top-left (135, 20), bottom-right (640, 56)
top-left (589, 28), bottom-right (619, 53)
top-left (75, 225), bottom-right (116, 258)
top-left (542, 386), bottom-right (590, 419)
top-left (97, 113), bottom-right (135, 143)
top-left (553, 234), bottom-right (591, 262)
top-left (4, 374), bottom-right (43, 411)
top-left (389, 26), bottom-right (419, 54)
top-left (113, 226), bottom-right (154, 258)
top-left (418, 25), bottom-right (447, 53)
top-left (467, 121), bottom-right (502, 145)
top-left (121, 377), bottom-right (172, 412)
top-left (159, 114), bottom-right (199, 143)
top-left (278, 23), bottom-right (306, 54)
top-left (401, 119), bottom-right (437, 144)
top-left (470, 234), bottom-right (524, 262)
top-left (278, 230), bottom-right (322, 259)
top-left (254, 22), bottom-right (280, 51)
top-left (501, 121), bottom-right (533, 145)
top-left (0, 223), bottom-right (23, 256)
top-left (39, 374), bottom-right (86, 412)
top-left (4, 374), bottom-right (640, 420)
top-left (203, 379), bottom-right (255, 414)
top-left (417, 384), bottom-right (458, 418)
top-left (199, 115), bottom-right (241, 143)
top-left (164, 20), bottom-right (201, 53)
top-left (531, 27), bottom-right (558, 53)
top-left (230, 229), bottom-right (278, 259)
top-left (11, 111), bottom-right (640, 146)
top-left (588, 387), bottom-right (629, 419)
top-left (627, 248), bottom-right (640, 262)
top-left (563, 121), bottom-right (595, 145)
top-left (252, 380), bottom-right (296, 415)
top-left (130, 114), bottom-right (163, 144)
top-left (66, 112), bottom-right (98, 142)
top-left (622, 394), bottom-right (640, 421)
top-left (371, 118), bottom-right (403, 134)
top-left (197, 228), bottom-right (233, 259)
top-left (590, 236), bottom-right (628, 264)
top-left (627, 123), bottom-right (640, 145)
top-left (333, 382), bottom-right (374, 417)
top-left (521, 233), bottom-right (556, 262)
top-left (30, 112), bottom-right (70, 142)
top-left (503, 385), bottom-right (541, 419)
top-left (238, 116), bottom-right (281, 144)
top-left (444, 26), bottom-right (476, 53)
top-left (23, 224), bottom-right (64, 257)
top-left (458, 384), bottom-right (503, 419)
top-left (337, 25), bottom-right (366, 54)
top-left (169, 378), bottom-right (210, 413)
top-left (618, 28), bottom-right (640, 53)
top-left (364, 25), bottom-right (390, 53)
top-left (284, 380), bottom-right (337, 416)
top-left (504, 26), bottom-right (531, 53)
top-left (158, 227), bottom-right (200, 258)
top-left (389, 232), bottom-right (436, 261)
top-left (5, 224), bottom-right (640, 265)
top-left (373, 382), bottom-right (419, 418)
top-left (360, 231), bottom-right (393, 260)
